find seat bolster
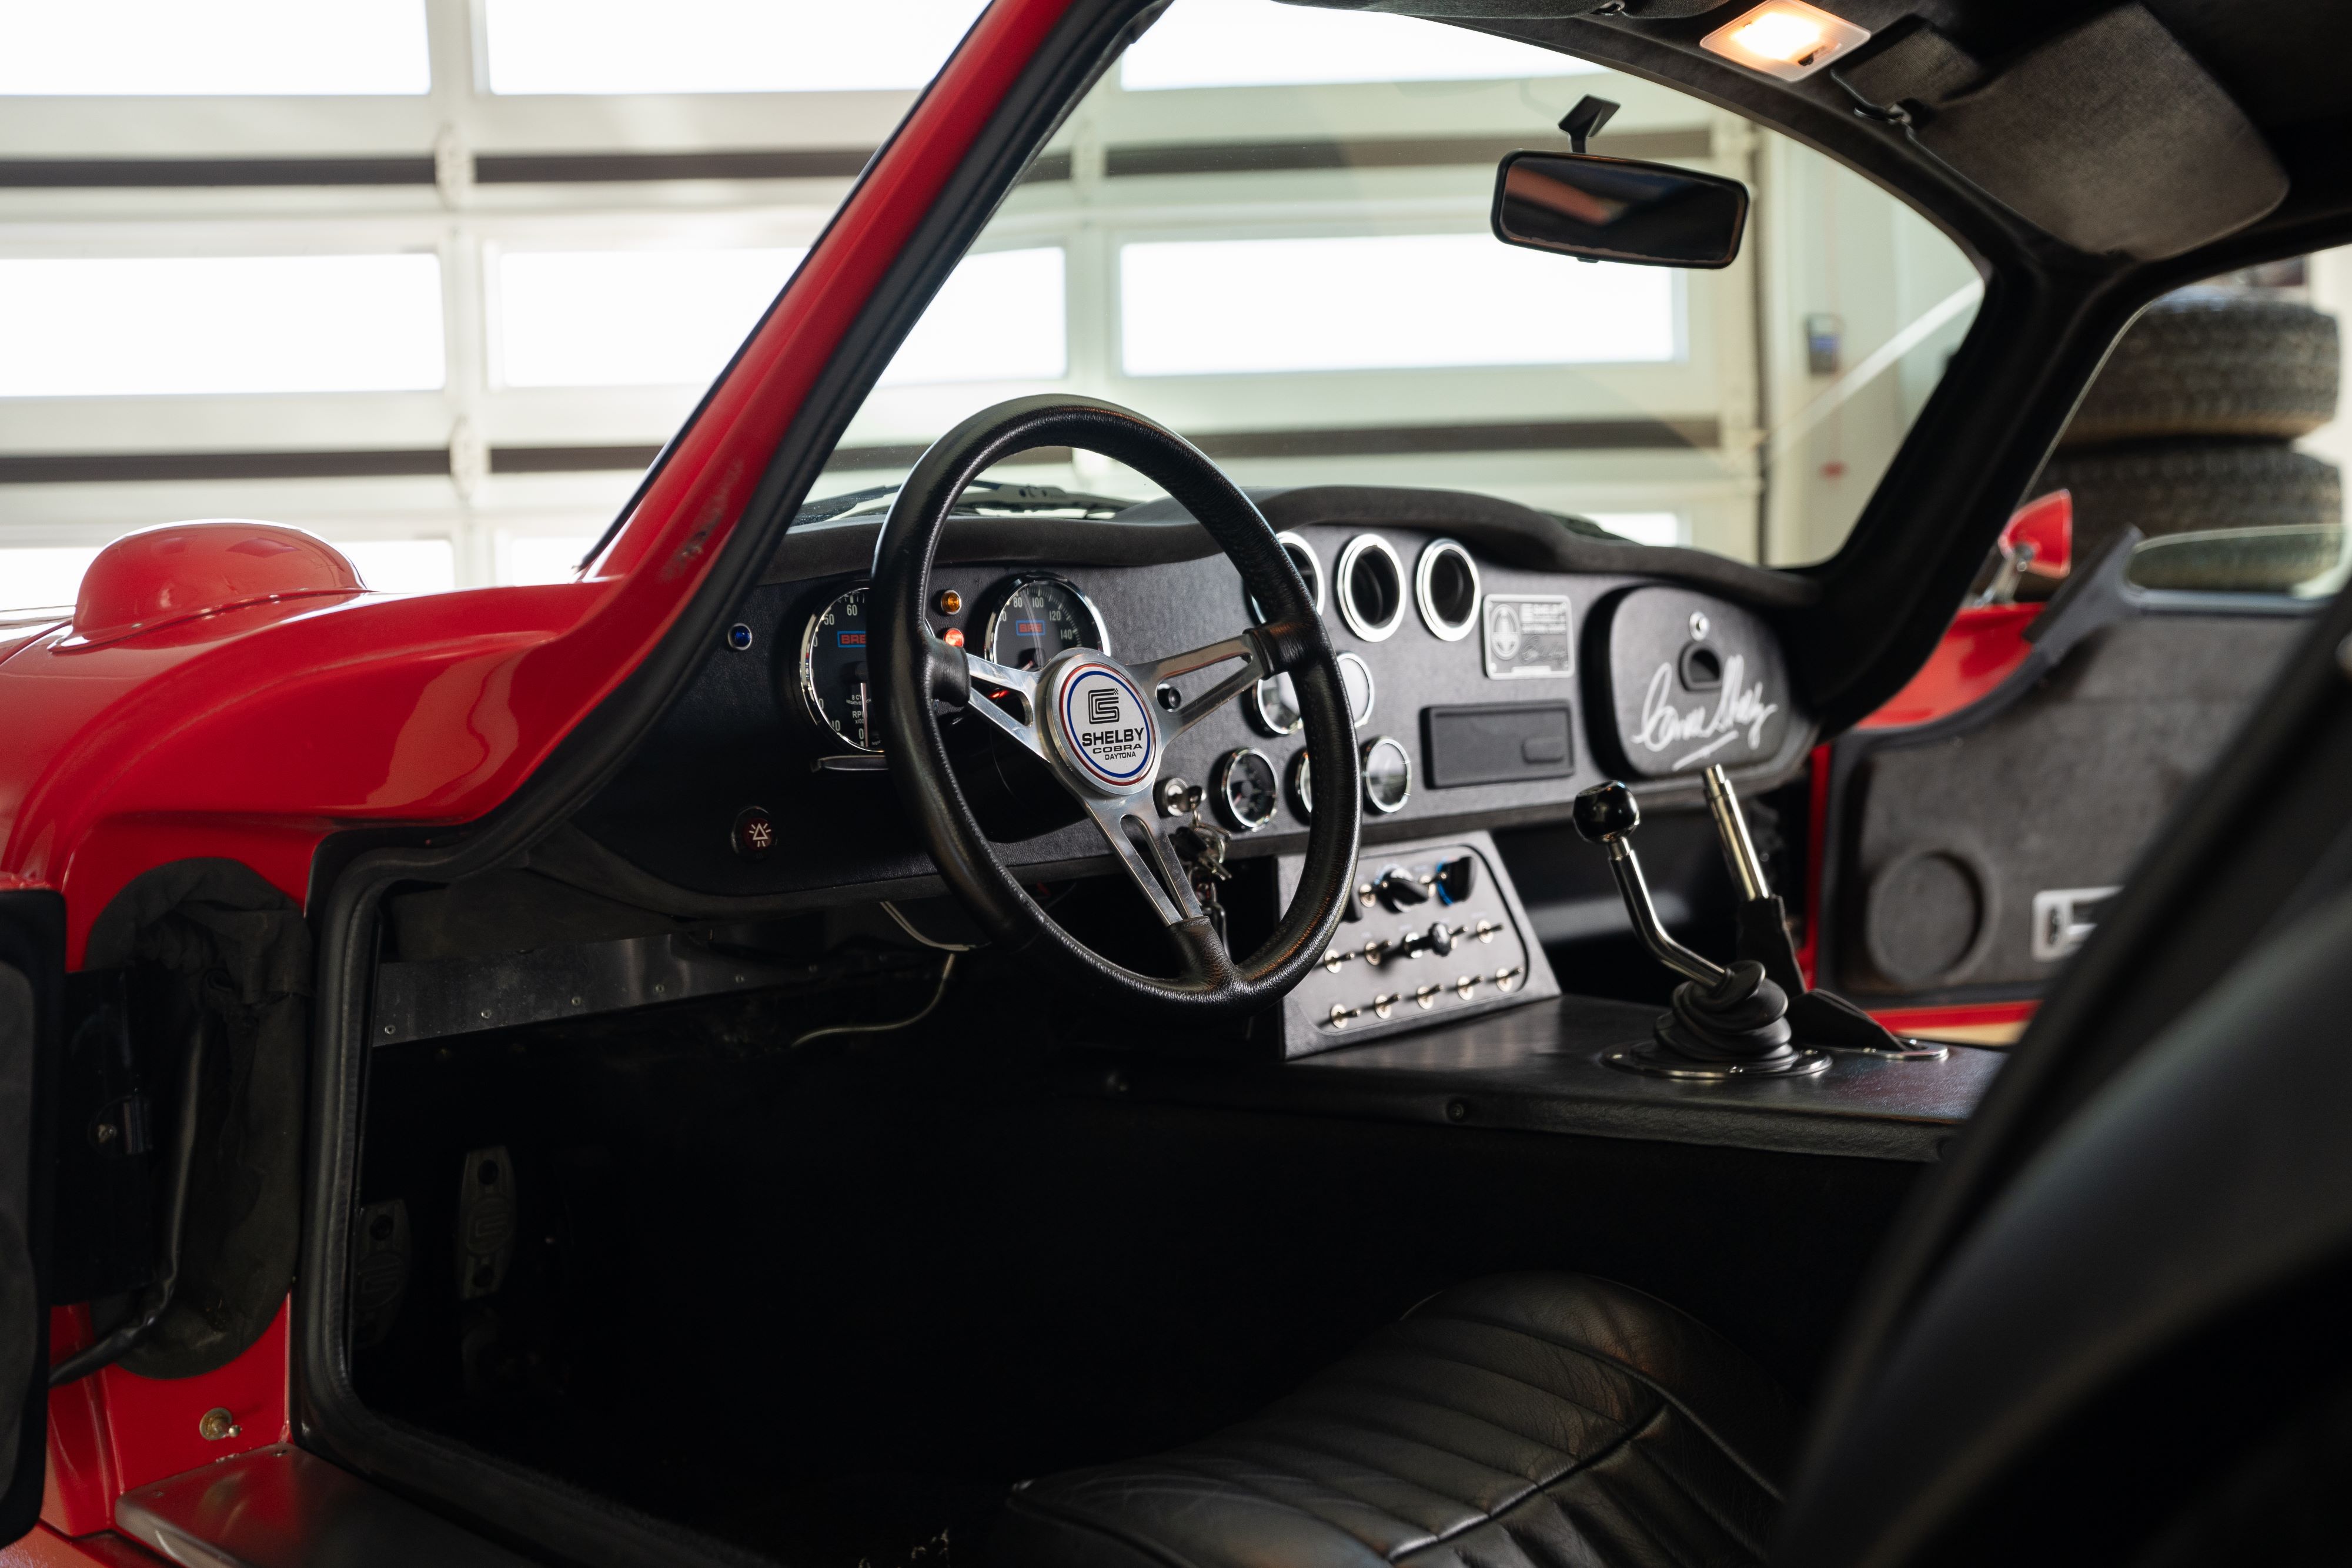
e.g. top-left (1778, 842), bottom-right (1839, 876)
top-left (1411, 1273), bottom-right (1798, 1489)
top-left (994, 1273), bottom-right (1797, 1568)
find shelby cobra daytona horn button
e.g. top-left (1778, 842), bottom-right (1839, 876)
top-left (1051, 660), bottom-right (1157, 794)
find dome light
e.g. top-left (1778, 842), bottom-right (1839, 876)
top-left (1700, 1), bottom-right (1870, 82)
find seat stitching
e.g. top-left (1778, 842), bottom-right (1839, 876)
top-left (1558, 1410), bottom-right (1730, 1568)
top-left (1299, 1370), bottom-right (1598, 1467)
top-left (1157, 1449), bottom-right (1436, 1557)
top-left (1592, 1408), bottom-right (1772, 1557)
top-left (1234, 1406), bottom-right (1574, 1520)
top-left (1232, 1427), bottom-right (1500, 1520)
top-left (1391, 1390), bottom-right (1670, 1565)
top-left (1335, 1336), bottom-right (1637, 1426)
top-left (1338, 1342), bottom-right (1642, 1436)
top-left (1283, 1388), bottom-right (1582, 1483)
top-left (1418, 1309), bottom-right (1786, 1500)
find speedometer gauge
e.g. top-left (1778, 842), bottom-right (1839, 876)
top-left (984, 574), bottom-right (1106, 671)
top-left (798, 585), bottom-right (881, 753)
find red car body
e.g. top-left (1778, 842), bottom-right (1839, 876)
top-left (3, 0), bottom-right (1076, 1546)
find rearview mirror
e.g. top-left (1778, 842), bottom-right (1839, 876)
top-left (1492, 151), bottom-right (1749, 270)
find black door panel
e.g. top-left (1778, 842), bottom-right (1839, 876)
top-left (1820, 610), bottom-right (2306, 1006)
top-left (0, 888), bottom-right (64, 1547)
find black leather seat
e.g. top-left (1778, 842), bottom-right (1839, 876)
top-left (996, 1272), bottom-right (1797, 1568)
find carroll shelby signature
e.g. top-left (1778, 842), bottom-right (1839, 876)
top-left (1638, 656), bottom-right (1779, 770)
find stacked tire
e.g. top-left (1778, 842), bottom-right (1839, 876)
top-left (2030, 287), bottom-right (2342, 584)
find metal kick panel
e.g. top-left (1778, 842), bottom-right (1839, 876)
top-left (369, 932), bottom-right (824, 1047)
top-left (1276, 830), bottom-right (1559, 1058)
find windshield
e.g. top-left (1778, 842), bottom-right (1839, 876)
top-left (813, 0), bottom-right (1983, 568)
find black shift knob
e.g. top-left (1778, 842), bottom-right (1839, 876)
top-left (1573, 781), bottom-right (1640, 844)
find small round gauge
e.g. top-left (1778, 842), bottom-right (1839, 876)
top-left (1246, 671), bottom-right (1301, 737)
top-left (1337, 652), bottom-right (1375, 727)
top-left (798, 585), bottom-right (881, 753)
top-left (1360, 735), bottom-right (1412, 814)
top-left (1212, 748), bottom-right (1280, 831)
top-left (984, 574), bottom-right (1107, 673)
top-left (1287, 750), bottom-right (1314, 821)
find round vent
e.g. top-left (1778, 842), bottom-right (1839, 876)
top-left (1414, 539), bottom-right (1481, 641)
top-left (1246, 530), bottom-right (1325, 621)
top-left (1336, 534), bottom-right (1405, 642)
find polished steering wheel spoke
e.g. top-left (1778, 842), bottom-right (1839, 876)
top-left (956, 643), bottom-right (1212, 942)
top-left (1134, 631), bottom-right (1268, 743)
top-left (1082, 795), bottom-right (1207, 930)
top-left (953, 648), bottom-right (1047, 757)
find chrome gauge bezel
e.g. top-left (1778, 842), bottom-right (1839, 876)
top-left (1335, 651), bottom-right (1375, 728)
top-left (1414, 537), bottom-right (1482, 641)
top-left (797, 583), bottom-right (881, 754)
top-left (1211, 747), bottom-right (1281, 831)
top-left (1336, 533), bottom-right (1408, 643)
top-left (981, 572), bottom-right (1109, 669)
top-left (1245, 530), bottom-right (1327, 623)
top-left (1359, 735), bottom-right (1412, 815)
top-left (1287, 749), bottom-right (1314, 821)
top-left (1245, 671), bottom-right (1302, 737)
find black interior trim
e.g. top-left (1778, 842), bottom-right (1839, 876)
top-left (296, 6), bottom-right (1181, 1567)
top-left (1805, 574), bottom-right (2352, 1474)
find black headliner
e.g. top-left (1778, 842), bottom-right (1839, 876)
top-left (1298, 0), bottom-right (2352, 727)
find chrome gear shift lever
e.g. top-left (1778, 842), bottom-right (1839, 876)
top-left (1698, 765), bottom-right (1948, 1063)
top-left (1573, 781), bottom-right (1827, 1079)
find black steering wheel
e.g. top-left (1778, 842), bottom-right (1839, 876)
top-left (874, 395), bottom-right (1361, 1020)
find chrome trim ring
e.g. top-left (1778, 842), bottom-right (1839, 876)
top-left (1287, 750), bottom-right (1314, 821)
top-left (981, 571), bottom-right (1110, 667)
top-left (1041, 653), bottom-right (1159, 799)
top-left (1247, 531), bottom-right (1327, 622)
top-left (1335, 533), bottom-right (1407, 642)
top-left (1414, 537), bottom-right (1482, 641)
top-left (1359, 734), bottom-right (1412, 814)
top-left (1211, 747), bottom-right (1281, 831)
top-left (1335, 651), bottom-right (1375, 728)
top-left (797, 583), bottom-right (880, 754)
top-left (1245, 671), bottom-right (1302, 737)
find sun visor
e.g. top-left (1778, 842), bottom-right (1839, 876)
top-left (1836, 6), bottom-right (2286, 261)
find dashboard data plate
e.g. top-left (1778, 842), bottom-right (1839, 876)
top-left (1482, 595), bottom-right (1575, 679)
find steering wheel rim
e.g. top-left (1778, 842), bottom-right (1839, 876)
top-left (873, 394), bottom-right (1362, 1020)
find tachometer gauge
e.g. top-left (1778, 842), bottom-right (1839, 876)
top-left (984, 574), bottom-right (1106, 671)
top-left (798, 585), bottom-right (881, 753)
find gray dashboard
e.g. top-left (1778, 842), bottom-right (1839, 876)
top-left (574, 488), bottom-right (1815, 905)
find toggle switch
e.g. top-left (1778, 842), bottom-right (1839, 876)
top-left (1399, 921), bottom-right (1458, 960)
